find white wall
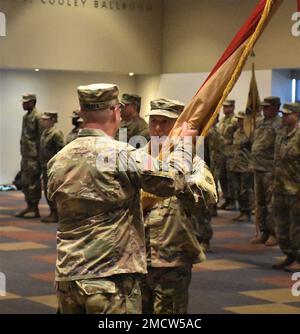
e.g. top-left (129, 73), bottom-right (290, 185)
top-left (138, 69), bottom-right (273, 118)
top-left (0, 69), bottom-right (137, 184)
top-left (272, 69), bottom-right (292, 104)
top-left (136, 74), bottom-right (161, 117)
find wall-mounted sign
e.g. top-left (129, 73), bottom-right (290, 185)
top-left (13, 0), bottom-right (153, 12)
top-left (0, 12), bottom-right (6, 37)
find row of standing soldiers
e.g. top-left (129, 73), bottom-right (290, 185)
top-left (206, 97), bottom-right (300, 272)
top-left (15, 93), bottom-right (85, 222)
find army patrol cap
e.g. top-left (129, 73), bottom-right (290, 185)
top-left (282, 102), bottom-right (300, 114)
top-left (146, 98), bottom-right (185, 119)
top-left (41, 111), bottom-right (58, 122)
top-left (21, 93), bottom-right (37, 103)
top-left (70, 109), bottom-right (83, 123)
top-left (260, 96), bottom-right (281, 107)
top-left (121, 94), bottom-right (141, 107)
top-left (78, 83), bottom-right (120, 111)
top-left (223, 99), bottom-right (235, 107)
top-left (236, 111), bottom-right (246, 119)
top-left (71, 110), bottom-right (80, 118)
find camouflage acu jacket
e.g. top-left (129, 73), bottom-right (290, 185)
top-left (66, 127), bottom-right (81, 145)
top-left (116, 117), bottom-right (150, 146)
top-left (20, 108), bottom-right (44, 159)
top-left (218, 114), bottom-right (238, 159)
top-left (39, 126), bottom-right (64, 168)
top-left (249, 115), bottom-right (282, 172)
top-left (47, 128), bottom-right (193, 281)
top-left (207, 125), bottom-right (224, 167)
top-left (141, 145), bottom-right (211, 268)
top-left (229, 128), bottom-right (251, 173)
top-left (274, 126), bottom-right (300, 196)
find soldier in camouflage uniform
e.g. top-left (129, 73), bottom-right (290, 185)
top-left (47, 84), bottom-right (200, 314)
top-left (272, 103), bottom-right (300, 272)
top-left (116, 94), bottom-right (150, 148)
top-left (218, 100), bottom-right (238, 210)
top-left (66, 110), bottom-right (84, 144)
top-left (249, 96), bottom-right (282, 246)
top-left (141, 98), bottom-right (215, 314)
top-left (229, 111), bottom-right (253, 223)
top-left (15, 93), bottom-right (43, 219)
top-left (40, 112), bottom-right (64, 223)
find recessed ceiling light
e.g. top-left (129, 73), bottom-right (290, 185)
top-left (35, 69), bottom-right (40, 72)
top-left (129, 72), bottom-right (134, 76)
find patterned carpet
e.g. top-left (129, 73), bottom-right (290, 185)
top-left (0, 191), bottom-right (299, 314)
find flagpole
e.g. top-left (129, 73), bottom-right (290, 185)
top-left (252, 62), bottom-right (257, 133)
top-left (252, 61), bottom-right (259, 238)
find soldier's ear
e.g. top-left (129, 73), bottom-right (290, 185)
top-left (112, 106), bottom-right (121, 123)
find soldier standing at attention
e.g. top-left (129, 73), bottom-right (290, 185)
top-left (249, 96), bottom-right (282, 246)
top-left (229, 111), bottom-right (253, 223)
top-left (141, 98), bottom-right (216, 314)
top-left (218, 99), bottom-right (238, 210)
top-left (272, 102), bottom-right (300, 272)
top-left (47, 83), bottom-right (200, 314)
top-left (15, 93), bottom-right (43, 219)
top-left (40, 112), bottom-right (64, 223)
top-left (116, 93), bottom-right (150, 147)
top-left (66, 110), bottom-right (84, 144)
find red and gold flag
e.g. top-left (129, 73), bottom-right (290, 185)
top-left (168, 0), bottom-right (283, 138)
top-left (142, 0), bottom-right (284, 208)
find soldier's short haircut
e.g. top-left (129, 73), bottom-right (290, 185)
top-left (81, 108), bottom-right (114, 124)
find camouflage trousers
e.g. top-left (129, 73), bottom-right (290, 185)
top-left (254, 171), bottom-right (274, 235)
top-left (273, 194), bottom-right (300, 261)
top-left (21, 158), bottom-right (41, 207)
top-left (219, 158), bottom-right (234, 200)
top-left (141, 266), bottom-right (192, 314)
top-left (42, 167), bottom-right (56, 212)
top-left (210, 161), bottom-right (221, 206)
top-left (230, 172), bottom-right (253, 214)
top-left (210, 161), bottom-right (220, 190)
top-left (56, 274), bottom-right (142, 314)
top-left (193, 208), bottom-right (213, 245)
